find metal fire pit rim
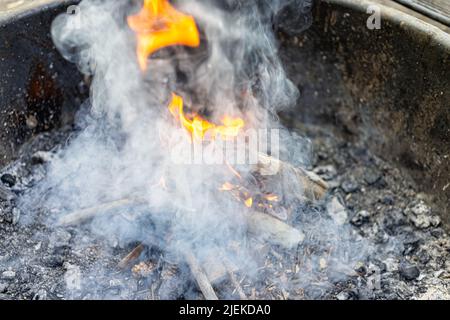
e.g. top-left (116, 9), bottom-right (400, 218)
top-left (323, 0), bottom-right (450, 50)
top-left (0, 0), bottom-right (76, 25)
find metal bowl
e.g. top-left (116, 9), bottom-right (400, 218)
top-left (0, 0), bottom-right (448, 223)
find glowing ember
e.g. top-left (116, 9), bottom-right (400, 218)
top-left (264, 194), bottom-right (279, 202)
top-left (244, 197), bottom-right (253, 208)
top-left (168, 93), bottom-right (245, 141)
top-left (128, 0), bottom-right (200, 70)
top-left (220, 182), bottom-right (235, 192)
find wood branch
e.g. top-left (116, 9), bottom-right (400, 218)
top-left (56, 198), bottom-right (147, 227)
top-left (184, 252), bottom-right (219, 300)
top-left (118, 243), bottom-right (146, 269)
top-left (256, 153), bottom-right (328, 201)
top-left (247, 211), bottom-right (304, 250)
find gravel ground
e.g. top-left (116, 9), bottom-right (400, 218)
top-left (0, 120), bottom-right (449, 300)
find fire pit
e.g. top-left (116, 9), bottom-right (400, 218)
top-left (0, 0), bottom-right (449, 300)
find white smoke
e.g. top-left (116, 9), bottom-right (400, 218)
top-left (18, 0), bottom-right (371, 299)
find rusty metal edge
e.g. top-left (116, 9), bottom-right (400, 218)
top-left (323, 0), bottom-right (450, 50)
top-left (0, 0), bottom-right (77, 25)
top-left (394, 0), bottom-right (450, 27)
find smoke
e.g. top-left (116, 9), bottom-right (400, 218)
top-left (18, 0), bottom-right (373, 299)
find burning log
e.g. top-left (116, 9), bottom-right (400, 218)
top-left (184, 252), bottom-right (219, 300)
top-left (247, 211), bottom-right (304, 250)
top-left (256, 153), bottom-right (329, 201)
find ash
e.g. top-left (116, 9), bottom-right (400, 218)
top-left (0, 121), bottom-right (449, 300)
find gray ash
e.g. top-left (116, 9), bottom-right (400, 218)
top-left (1, 120), bottom-right (449, 300)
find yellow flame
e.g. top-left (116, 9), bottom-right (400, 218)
top-left (168, 93), bottom-right (244, 141)
top-left (128, 0), bottom-right (200, 71)
top-left (244, 197), bottom-right (253, 208)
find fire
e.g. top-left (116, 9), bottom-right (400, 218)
top-left (244, 197), bottom-right (253, 208)
top-left (127, 1), bottom-right (244, 141)
top-left (168, 93), bottom-right (245, 141)
top-left (128, 1), bottom-right (262, 211)
top-left (128, 0), bottom-right (200, 70)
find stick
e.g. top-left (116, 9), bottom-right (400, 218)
top-left (118, 243), bottom-right (146, 269)
top-left (256, 153), bottom-right (328, 201)
top-left (56, 198), bottom-right (146, 227)
top-left (226, 265), bottom-right (247, 300)
top-left (247, 211), bottom-right (304, 250)
top-left (184, 252), bottom-right (219, 300)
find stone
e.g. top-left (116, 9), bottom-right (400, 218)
top-left (341, 180), bottom-right (359, 193)
top-left (31, 151), bottom-right (53, 165)
top-left (0, 282), bottom-right (8, 293)
top-left (32, 288), bottom-right (48, 300)
top-left (336, 291), bottom-right (350, 300)
top-left (354, 262), bottom-right (367, 275)
top-left (327, 197), bottom-right (348, 225)
top-left (351, 210), bottom-right (372, 226)
top-left (411, 201), bottom-right (431, 216)
top-left (404, 200), bottom-right (440, 229)
top-left (363, 169), bottom-right (381, 185)
top-left (410, 214), bottom-right (440, 229)
top-left (12, 208), bottom-right (20, 225)
top-left (383, 257), bottom-right (399, 272)
top-left (381, 195), bottom-right (395, 205)
top-left (49, 229), bottom-right (72, 247)
top-left (1, 271), bottom-right (16, 280)
top-left (64, 264), bottom-right (82, 291)
top-left (0, 174), bottom-right (16, 188)
top-left (416, 250), bottom-right (431, 265)
top-left (44, 255), bottom-right (65, 268)
top-left (399, 262), bottom-right (420, 281)
top-left (430, 216), bottom-right (441, 227)
top-left (313, 165), bottom-right (337, 181)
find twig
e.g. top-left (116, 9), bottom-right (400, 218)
top-left (56, 198), bottom-right (146, 227)
top-left (228, 269), bottom-right (247, 300)
top-left (184, 252), bottom-right (219, 300)
top-left (118, 243), bottom-right (146, 269)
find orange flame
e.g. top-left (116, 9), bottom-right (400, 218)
top-left (168, 93), bottom-right (245, 141)
top-left (129, 1), bottom-right (257, 210)
top-left (128, 0), bottom-right (200, 70)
